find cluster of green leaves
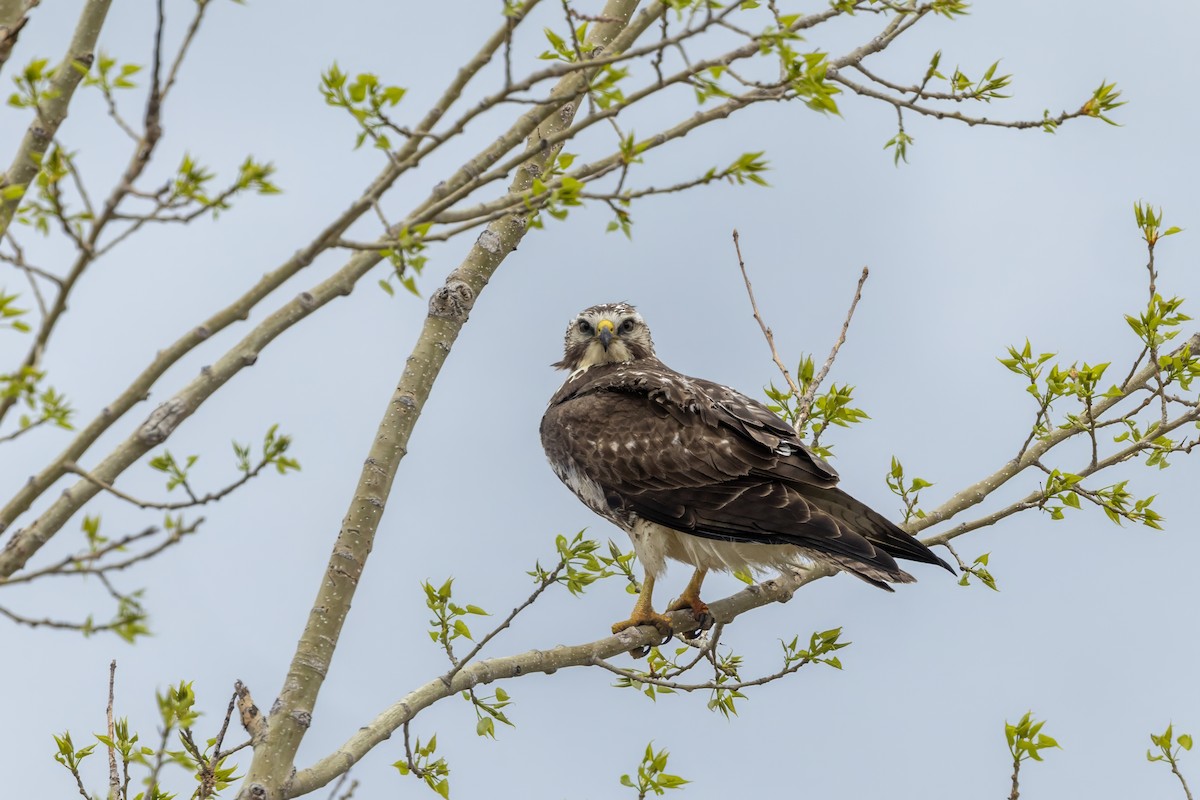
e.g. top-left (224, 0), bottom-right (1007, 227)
top-left (782, 627), bottom-right (848, 672)
top-left (620, 743), bottom-right (689, 797)
top-left (754, 17), bottom-right (839, 114)
top-left (590, 64), bottom-right (629, 110)
top-left (1134, 201), bottom-right (1185, 247)
top-left (879, 51), bottom-right (1008, 162)
top-left (81, 51), bottom-right (142, 93)
top-left (1080, 80), bottom-right (1125, 127)
top-left (615, 645), bottom-right (684, 701)
top-left (1125, 293), bottom-right (1190, 363)
top-left (55, 681), bottom-right (239, 800)
top-left (538, 23), bottom-right (589, 63)
top-left (788, 51), bottom-right (841, 115)
top-left (0, 289), bottom-right (30, 332)
top-left (885, 456), bottom-right (932, 524)
top-left (153, 425), bottom-right (298, 494)
top-left (80, 513), bottom-right (105, 552)
top-left (999, 340), bottom-right (1116, 442)
top-left (6, 56), bottom-right (59, 110)
top-left (1006, 711), bottom-right (1061, 765)
top-left (883, 126), bottom-right (914, 166)
top-left (105, 588), bottom-right (151, 643)
top-left (13, 146), bottom-right (94, 236)
top-left (1113, 416), bottom-right (1188, 470)
top-left (763, 354), bottom-right (868, 459)
top-left (944, 58), bottom-right (1012, 102)
top-left (704, 648), bottom-right (745, 718)
top-left (171, 153), bottom-right (280, 217)
top-left (706, 151), bottom-right (770, 187)
top-left (956, 551), bottom-right (998, 591)
top-left (524, 151), bottom-right (586, 229)
top-left (379, 222), bottom-right (432, 297)
top-left (394, 735), bottom-right (451, 800)
top-left (929, 0), bottom-right (971, 17)
top-left (320, 64), bottom-right (407, 151)
top-left (73, 515), bottom-right (154, 641)
top-left (612, 641), bottom-right (738, 709)
top-left (149, 450), bottom-right (199, 492)
top-left (232, 424), bottom-right (301, 475)
top-left (689, 63), bottom-right (730, 105)
top-left (1148, 723), bottom-right (1193, 767)
top-left (465, 686), bottom-right (513, 739)
top-left (528, 530), bottom-right (632, 595)
top-left (1040, 468), bottom-right (1163, 528)
top-left (422, 577), bottom-right (489, 653)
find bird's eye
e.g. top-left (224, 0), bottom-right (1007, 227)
top-left (620, 318), bottom-right (636, 333)
top-left (577, 319), bottom-right (593, 335)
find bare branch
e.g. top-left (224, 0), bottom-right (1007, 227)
top-left (733, 229), bottom-right (804, 401)
top-left (289, 565), bottom-right (834, 796)
top-left (63, 455), bottom-right (274, 511)
top-left (0, 0), bottom-right (112, 237)
top-left (794, 266), bottom-right (869, 431)
top-left (106, 660), bottom-right (119, 800)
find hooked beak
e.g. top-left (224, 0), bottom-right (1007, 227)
top-left (596, 319), bottom-right (615, 349)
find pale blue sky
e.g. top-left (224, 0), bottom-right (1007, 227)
top-left (2, 2), bottom-right (1199, 798)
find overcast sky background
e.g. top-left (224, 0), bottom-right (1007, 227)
top-left (3, 1), bottom-right (1199, 797)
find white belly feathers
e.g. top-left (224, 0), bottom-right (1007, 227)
top-left (629, 518), bottom-right (802, 577)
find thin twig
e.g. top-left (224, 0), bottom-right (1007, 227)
top-left (0, 416), bottom-right (50, 444)
top-left (442, 558), bottom-right (567, 686)
top-left (1172, 758), bottom-right (1195, 800)
top-left (794, 266), bottom-right (870, 430)
top-left (107, 660), bottom-right (120, 800)
top-left (0, 603), bottom-right (125, 633)
top-left (63, 458), bottom-right (269, 511)
top-left (590, 649), bottom-right (815, 693)
top-left (732, 229), bottom-right (804, 399)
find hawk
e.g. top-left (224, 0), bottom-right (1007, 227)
top-left (540, 302), bottom-right (951, 637)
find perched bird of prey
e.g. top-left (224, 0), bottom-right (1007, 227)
top-left (540, 302), bottom-right (952, 637)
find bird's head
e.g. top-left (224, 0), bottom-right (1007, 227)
top-left (553, 302), bottom-right (656, 372)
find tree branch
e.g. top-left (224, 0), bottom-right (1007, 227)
top-left (0, 0), bottom-right (111, 237)
top-left (794, 266), bottom-right (869, 431)
top-left (237, 5), bottom-right (646, 798)
top-left (288, 566), bottom-right (832, 796)
top-left (0, 0), bottom-right (534, 542)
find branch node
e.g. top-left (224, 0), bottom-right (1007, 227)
top-left (235, 680), bottom-right (267, 745)
top-left (477, 229), bottom-right (502, 254)
top-left (428, 281), bottom-right (475, 320)
top-left (137, 398), bottom-right (186, 445)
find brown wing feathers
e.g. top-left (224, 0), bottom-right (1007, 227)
top-left (543, 361), bottom-right (952, 585)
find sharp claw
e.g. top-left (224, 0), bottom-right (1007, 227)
top-left (612, 613), bottom-right (675, 655)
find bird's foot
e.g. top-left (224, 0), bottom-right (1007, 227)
top-left (612, 611), bottom-right (674, 657)
top-left (666, 594), bottom-right (713, 638)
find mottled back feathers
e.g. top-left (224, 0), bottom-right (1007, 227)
top-left (540, 304), bottom-right (951, 590)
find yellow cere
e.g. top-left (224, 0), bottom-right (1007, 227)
top-left (596, 319), bottom-right (615, 334)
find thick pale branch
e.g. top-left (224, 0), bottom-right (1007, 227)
top-left (288, 566), bottom-right (833, 796)
top-left (237, 5), bottom-right (645, 798)
top-left (922, 394), bottom-right (1200, 548)
top-left (914, 331), bottom-right (1200, 541)
top-left (0, 0), bottom-right (923, 560)
top-left (0, 0), bottom-right (31, 75)
top-left (0, 0), bottom-right (526, 542)
top-left (0, 0), bottom-right (111, 237)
